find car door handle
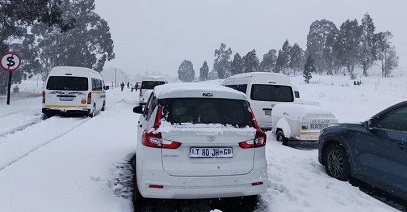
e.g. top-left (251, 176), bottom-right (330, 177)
top-left (396, 142), bottom-right (407, 149)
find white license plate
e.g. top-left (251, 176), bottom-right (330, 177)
top-left (264, 110), bottom-right (272, 116)
top-left (310, 124), bottom-right (328, 129)
top-left (190, 147), bottom-right (233, 158)
top-left (59, 96), bottom-right (74, 101)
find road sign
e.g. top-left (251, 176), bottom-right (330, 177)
top-left (1, 52), bottom-right (21, 72)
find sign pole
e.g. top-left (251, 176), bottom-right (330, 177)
top-left (6, 70), bottom-right (12, 105)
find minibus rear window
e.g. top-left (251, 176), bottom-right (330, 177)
top-left (141, 81), bottom-right (166, 89)
top-left (46, 76), bottom-right (88, 91)
top-left (251, 84), bottom-right (294, 102)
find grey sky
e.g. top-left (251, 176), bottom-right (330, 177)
top-left (95, 0), bottom-right (407, 77)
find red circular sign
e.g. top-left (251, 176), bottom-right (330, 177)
top-left (0, 52), bottom-right (22, 72)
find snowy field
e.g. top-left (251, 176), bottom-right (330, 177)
top-left (0, 71), bottom-right (406, 212)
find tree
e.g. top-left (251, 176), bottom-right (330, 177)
top-left (374, 31), bottom-right (398, 77)
top-left (0, 0), bottom-right (75, 94)
top-left (275, 40), bottom-right (291, 73)
top-left (359, 13), bottom-right (376, 76)
top-left (199, 61), bottom-right (209, 81)
top-left (32, 0), bottom-right (115, 79)
top-left (306, 19), bottom-right (338, 73)
top-left (214, 43), bottom-right (232, 79)
top-left (303, 56), bottom-right (315, 83)
top-left (289, 43), bottom-right (304, 74)
top-left (231, 53), bottom-right (243, 75)
top-left (259, 49), bottom-right (277, 72)
top-left (178, 60), bottom-right (195, 82)
top-left (242, 50), bottom-right (259, 73)
top-left (337, 19), bottom-right (362, 77)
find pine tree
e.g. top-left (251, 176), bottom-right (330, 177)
top-left (289, 43), bottom-right (303, 74)
top-left (275, 40), bottom-right (291, 73)
top-left (214, 43), bottom-right (232, 79)
top-left (306, 19), bottom-right (338, 74)
top-left (199, 61), bottom-right (209, 81)
top-left (336, 19), bottom-right (362, 76)
top-left (303, 56), bottom-right (315, 83)
top-left (374, 31), bottom-right (398, 77)
top-left (242, 50), bottom-right (259, 73)
top-left (359, 13), bottom-right (376, 76)
top-left (259, 49), bottom-right (277, 72)
top-left (231, 53), bottom-right (243, 75)
top-left (178, 60), bottom-right (195, 82)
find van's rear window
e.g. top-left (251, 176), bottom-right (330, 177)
top-left (141, 81), bottom-right (166, 89)
top-left (46, 76), bottom-right (88, 91)
top-left (251, 84), bottom-right (294, 102)
top-left (160, 98), bottom-right (253, 128)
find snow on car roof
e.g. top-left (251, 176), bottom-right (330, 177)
top-left (154, 83), bottom-right (247, 100)
top-left (272, 103), bottom-right (335, 118)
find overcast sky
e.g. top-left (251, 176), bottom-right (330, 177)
top-left (94, 0), bottom-right (407, 77)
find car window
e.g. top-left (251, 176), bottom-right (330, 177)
top-left (372, 106), bottom-right (407, 132)
top-left (160, 98), bottom-right (253, 128)
top-left (141, 81), bottom-right (166, 89)
top-left (145, 94), bottom-right (157, 120)
top-left (46, 76), bottom-right (88, 91)
top-left (250, 84), bottom-right (294, 102)
top-left (225, 84), bottom-right (247, 93)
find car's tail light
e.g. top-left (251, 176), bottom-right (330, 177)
top-left (249, 108), bottom-right (260, 129)
top-left (139, 88), bottom-right (142, 97)
top-left (251, 182), bottom-right (264, 186)
top-left (87, 92), bottom-right (92, 104)
top-left (149, 184), bottom-right (164, 189)
top-left (142, 105), bottom-right (182, 149)
top-left (239, 129), bottom-right (267, 149)
top-left (42, 91), bottom-right (46, 104)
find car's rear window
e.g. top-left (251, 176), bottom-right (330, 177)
top-left (160, 98), bottom-right (253, 128)
top-left (141, 81), bottom-right (166, 89)
top-left (46, 76), bottom-right (88, 91)
top-left (251, 84), bottom-right (294, 102)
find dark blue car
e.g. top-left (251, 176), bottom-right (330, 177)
top-left (318, 101), bottom-right (407, 201)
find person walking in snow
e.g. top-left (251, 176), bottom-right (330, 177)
top-left (120, 82), bottom-right (125, 91)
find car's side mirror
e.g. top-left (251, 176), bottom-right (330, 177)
top-left (104, 86), bottom-right (110, 90)
top-left (133, 106), bottom-right (143, 114)
top-left (365, 119), bottom-right (373, 129)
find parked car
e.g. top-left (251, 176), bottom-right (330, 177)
top-left (42, 66), bottom-right (109, 117)
top-left (222, 72), bottom-right (295, 130)
top-left (319, 101), bottom-right (407, 201)
top-left (272, 103), bottom-right (338, 145)
top-left (139, 76), bottom-right (167, 105)
top-left (132, 83), bottom-right (268, 202)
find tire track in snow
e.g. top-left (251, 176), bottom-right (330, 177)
top-left (0, 100), bottom-right (125, 172)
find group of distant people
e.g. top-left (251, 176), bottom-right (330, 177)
top-left (120, 82), bottom-right (140, 92)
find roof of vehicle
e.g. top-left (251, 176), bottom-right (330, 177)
top-left (49, 66), bottom-right (99, 76)
top-left (272, 103), bottom-right (335, 118)
top-left (223, 72), bottom-right (292, 85)
top-left (142, 76), bottom-right (167, 81)
top-left (154, 83), bottom-right (248, 100)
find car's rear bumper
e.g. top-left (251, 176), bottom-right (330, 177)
top-left (42, 107), bottom-right (90, 115)
top-left (138, 167), bottom-right (267, 199)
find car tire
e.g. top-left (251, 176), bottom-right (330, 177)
top-left (89, 104), bottom-right (96, 118)
top-left (101, 101), bottom-right (106, 111)
top-left (324, 144), bottom-right (351, 181)
top-left (276, 130), bottom-right (288, 146)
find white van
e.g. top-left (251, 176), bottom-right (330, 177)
top-left (139, 76), bottom-right (167, 105)
top-left (42, 66), bottom-right (108, 117)
top-left (222, 72), bottom-right (294, 130)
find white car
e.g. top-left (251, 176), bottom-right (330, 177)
top-left (271, 103), bottom-right (338, 145)
top-left (132, 83), bottom-right (268, 201)
top-left (139, 76), bottom-right (167, 105)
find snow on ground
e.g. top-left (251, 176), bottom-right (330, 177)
top-left (0, 73), bottom-right (406, 211)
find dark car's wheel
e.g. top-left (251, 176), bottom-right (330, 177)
top-left (324, 144), bottom-right (351, 181)
top-left (276, 130), bottom-right (288, 146)
top-left (101, 101), bottom-right (106, 111)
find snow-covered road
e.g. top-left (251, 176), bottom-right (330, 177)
top-left (0, 76), bottom-right (405, 211)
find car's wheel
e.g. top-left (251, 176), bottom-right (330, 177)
top-left (131, 159), bottom-right (145, 208)
top-left (324, 144), bottom-right (351, 181)
top-left (276, 130), bottom-right (288, 146)
top-left (89, 104), bottom-right (96, 118)
top-left (101, 101), bottom-right (106, 111)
